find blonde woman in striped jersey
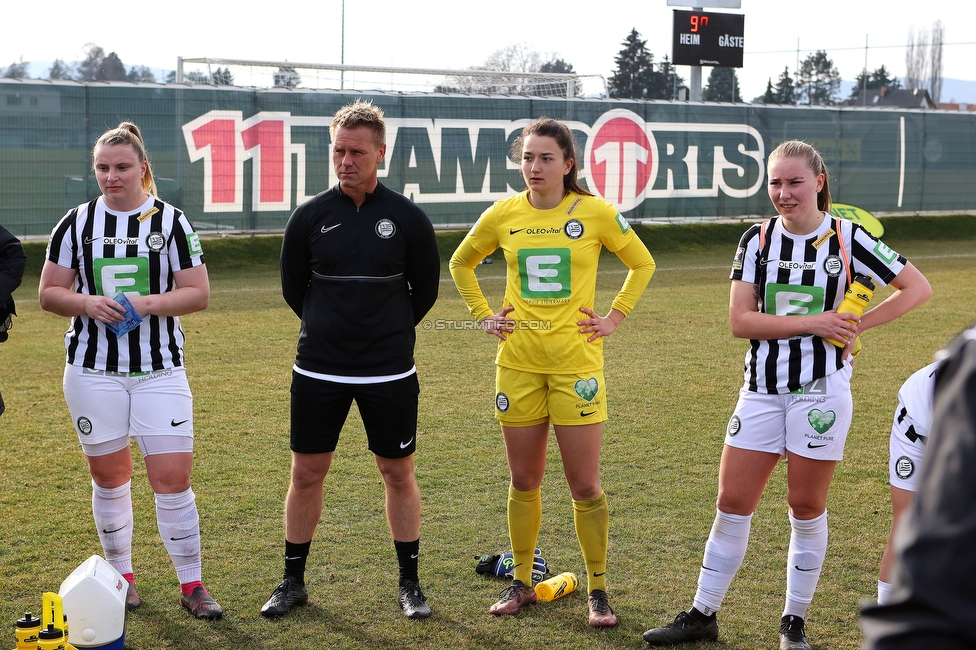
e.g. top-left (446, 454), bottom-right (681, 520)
top-left (39, 121), bottom-right (222, 620)
top-left (643, 140), bottom-right (931, 650)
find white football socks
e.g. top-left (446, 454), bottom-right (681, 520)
top-left (783, 510), bottom-right (828, 619)
top-left (693, 509), bottom-right (753, 615)
top-left (877, 580), bottom-right (893, 605)
top-left (92, 479), bottom-right (134, 576)
top-left (155, 488), bottom-right (202, 584)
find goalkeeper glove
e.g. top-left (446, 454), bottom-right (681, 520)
top-left (475, 548), bottom-right (548, 583)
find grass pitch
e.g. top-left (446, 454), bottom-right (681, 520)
top-left (1, 218), bottom-right (974, 650)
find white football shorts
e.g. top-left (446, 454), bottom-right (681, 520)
top-left (63, 365), bottom-right (194, 457)
top-left (888, 399), bottom-right (927, 491)
top-left (725, 362), bottom-right (853, 461)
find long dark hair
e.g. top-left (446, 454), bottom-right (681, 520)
top-left (511, 117), bottom-right (593, 196)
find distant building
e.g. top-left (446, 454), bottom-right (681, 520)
top-left (846, 86), bottom-right (937, 109)
top-left (939, 102), bottom-right (976, 112)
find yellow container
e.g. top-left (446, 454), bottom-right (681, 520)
top-left (534, 572), bottom-right (579, 602)
top-left (15, 612), bottom-right (42, 650)
top-left (36, 623), bottom-right (66, 650)
top-left (825, 274), bottom-right (875, 348)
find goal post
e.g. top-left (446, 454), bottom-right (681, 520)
top-left (176, 57), bottom-right (607, 98)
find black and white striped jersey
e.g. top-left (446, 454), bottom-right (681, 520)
top-left (46, 195), bottom-right (205, 373)
top-left (730, 214), bottom-right (906, 394)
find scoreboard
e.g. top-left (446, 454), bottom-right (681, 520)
top-left (672, 10), bottom-right (744, 68)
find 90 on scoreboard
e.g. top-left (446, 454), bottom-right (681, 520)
top-left (672, 10), bottom-right (744, 68)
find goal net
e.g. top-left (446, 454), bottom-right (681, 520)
top-left (177, 57), bottom-right (607, 98)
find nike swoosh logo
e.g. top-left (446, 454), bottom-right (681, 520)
top-left (170, 534), bottom-right (197, 541)
top-left (84, 236), bottom-right (99, 245)
top-left (102, 525), bottom-right (127, 534)
top-left (807, 442), bottom-right (827, 449)
top-left (411, 554), bottom-right (419, 559)
top-left (795, 566), bottom-right (820, 572)
top-left (321, 223), bottom-right (342, 233)
top-left (593, 572), bottom-right (605, 577)
top-left (509, 228), bottom-right (525, 234)
top-left (171, 419), bottom-right (189, 427)
top-left (701, 564), bottom-right (719, 572)
top-left (400, 437), bottom-right (414, 449)
top-left (285, 556), bottom-right (302, 561)
top-left (580, 410), bottom-right (597, 417)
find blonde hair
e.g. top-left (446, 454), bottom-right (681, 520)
top-left (768, 140), bottom-right (831, 212)
top-left (330, 99), bottom-right (385, 146)
top-left (94, 121), bottom-right (158, 197)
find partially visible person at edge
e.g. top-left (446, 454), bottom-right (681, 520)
top-left (876, 362), bottom-right (939, 606)
top-left (38, 121), bottom-right (222, 619)
top-left (449, 116), bottom-right (655, 627)
top-left (0, 222), bottom-right (27, 417)
top-left (642, 139), bottom-right (931, 650)
top-left (861, 323), bottom-right (976, 650)
top-left (262, 99), bottom-right (440, 621)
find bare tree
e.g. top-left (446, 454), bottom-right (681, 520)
top-left (905, 26), bottom-right (928, 92)
top-left (929, 20), bottom-right (944, 103)
top-left (437, 44), bottom-right (575, 96)
top-left (484, 43), bottom-right (543, 74)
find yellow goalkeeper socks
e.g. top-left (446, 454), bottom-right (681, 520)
top-left (507, 485), bottom-right (542, 585)
top-left (574, 492), bottom-right (609, 593)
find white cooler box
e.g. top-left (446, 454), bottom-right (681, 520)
top-left (58, 555), bottom-right (127, 650)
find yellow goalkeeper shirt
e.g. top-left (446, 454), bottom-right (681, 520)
top-left (450, 191), bottom-right (655, 374)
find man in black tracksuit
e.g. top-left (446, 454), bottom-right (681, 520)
top-left (263, 99), bottom-right (440, 621)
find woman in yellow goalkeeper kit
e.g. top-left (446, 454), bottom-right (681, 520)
top-left (450, 116), bottom-right (655, 627)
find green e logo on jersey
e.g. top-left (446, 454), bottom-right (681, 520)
top-left (94, 258), bottom-right (151, 297)
top-left (187, 232), bottom-right (203, 256)
top-left (764, 283), bottom-right (825, 316)
top-left (874, 240), bottom-right (897, 264)
top-left (518, 248), bottom-right (571, 299)
top-left (614, 212), bottom-right (631, 234)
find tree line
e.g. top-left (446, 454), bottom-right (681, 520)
top-left (3, 23), bottom-right (947, 103)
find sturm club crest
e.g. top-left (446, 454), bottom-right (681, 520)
top-left (895, 455), bottom-right (915, 480)
top-left (146, 231), bottom-right (165, 252)
top-left (77, 416), bottom-right (93, 436)
top-left (564, 219), bottom-right (584, 239)
top-left (375, 219), bottom-right (396, 239)
top-left (823, 255), bottom-right (843, 277)
top-left (727, 415), bottom-right (741, 437)
top-left (495, 392), bottom-right (510, 412)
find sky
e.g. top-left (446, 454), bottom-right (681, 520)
top-left (4, 0), bottom-right (974, 103)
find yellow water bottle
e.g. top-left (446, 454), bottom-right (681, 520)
top-left (14, 612), bottom-right (41, 650)
top-left (825, 274), bottom-right (875, 348)
top-left (36, 624), bottom-right (65, 650)
top-left (534, 572), bottom-right (579, 602)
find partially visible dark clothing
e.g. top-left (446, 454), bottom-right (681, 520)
top-left (280, 182), bottom-right (440, 377)
top-left (0, 223), bottom-right (27, 415)
top-left (861, 324), bottom-right (976, 649)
